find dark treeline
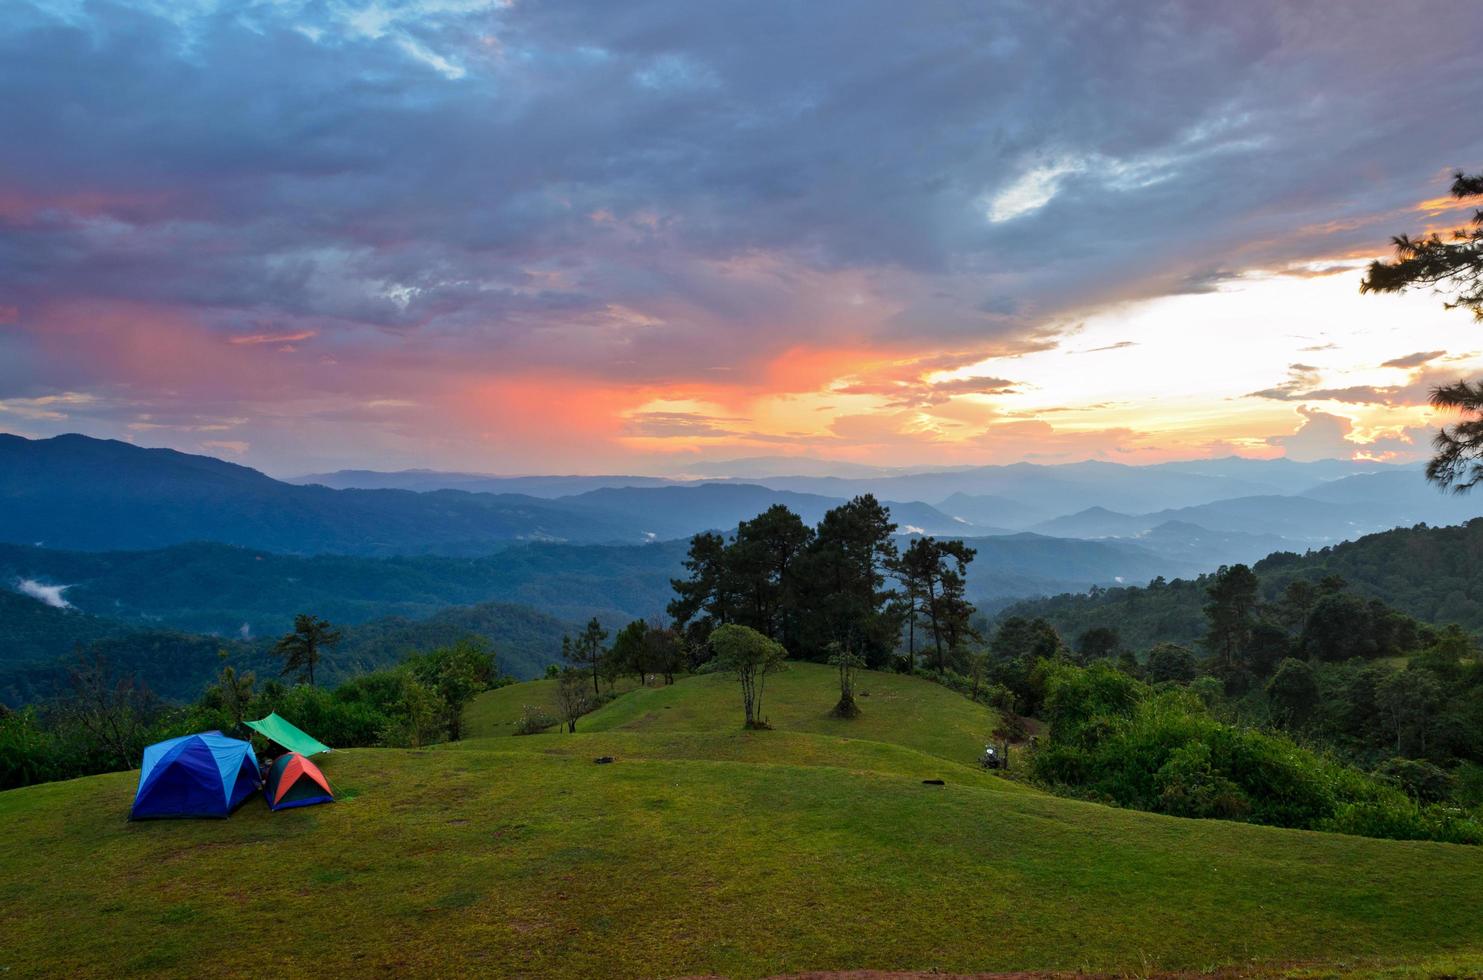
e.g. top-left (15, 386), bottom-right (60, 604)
top-left (667, 495), bottom-right (977, 672)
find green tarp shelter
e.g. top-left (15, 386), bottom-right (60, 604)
top-left (245, 712), bottom-right (331, 757)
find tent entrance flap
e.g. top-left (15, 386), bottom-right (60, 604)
top-left (244, 712), bottom-right (331, 756)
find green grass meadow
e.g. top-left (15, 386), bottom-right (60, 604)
top-left (3, 663), bottom-right (1482, 977)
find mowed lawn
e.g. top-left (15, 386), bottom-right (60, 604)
top-left (3, 667), bottom-right (1483, 977)
top-left (574, 662), bottom-right (1001, 767)
top-left (463, 675), bottom-right (645, 738)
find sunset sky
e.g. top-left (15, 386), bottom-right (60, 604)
top-left (3, 1), bottom-right (1483, 476)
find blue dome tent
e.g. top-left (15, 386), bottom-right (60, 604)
top-left (130, 732), bottom-right (261, 820)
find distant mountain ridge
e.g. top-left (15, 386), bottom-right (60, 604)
top-left (0, 434), bottom-right (993, 555)
top-left (293, 469), bottom-right (677, 497)
top-left (4, 433), bottom-right (1476, 598)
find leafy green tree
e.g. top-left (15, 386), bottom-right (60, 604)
top-left (992, 617), bottom-right (1064, 662)
top-left (0, 708), bottom-right (55, 790)
top-left (891, 544), bottom-right (928, 671)
top-left (1300, 593), bottom-right (1379, 662)
top-left (272, 613), bottom-right (343, 687)
top-left (609, 619), bottom-right (650, 686)
top-left (1077, 626), bottom-right (1120, 663)
top-left (407, 638), bottom-right (495, 741)
top-left (709, 623), bottom-right (787, 729)
top-left (1203, 565), bottom-right (1259, 686)
top-left (796, 495), bottom-right (902, 667)
top-left (668, 531), bottom-right (732, 644)
top-left (668, 507), bottom-right (813, 651)
top-left (1274, 579), bottom-right (1319, 633)
top-left (896, 536), bottom-right (977, 671)
top-left (387, 671), bottom-right (444, 748)
top-left (1361, 170), bottom-right (1483, 490)
top-left (1145, 642), bottom-right (1198, 684)
top-left (641, 622), bottom-right (685, 685)
top-left (727, 505), bottom-right (814, 646)
top-left (1411, 624), bottom-right (1478, 685)
top-left (1266, 658), bottom-right (1319, 729)
top-left (1377, 669), bottom-right (1445, 755)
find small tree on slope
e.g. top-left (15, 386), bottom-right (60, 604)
top-left (710, 624), bottom-right (787, 729)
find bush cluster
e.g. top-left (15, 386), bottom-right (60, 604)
top-left (1031, 662), bottom-right (1483, 845)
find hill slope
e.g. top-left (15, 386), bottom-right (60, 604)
top-left (3, 665), bottom-right (1482, 976)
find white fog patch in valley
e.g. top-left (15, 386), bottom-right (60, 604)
top-left (17, 579), bottom-right (72, 609)
top-left (239, 623), bottom-right (252, 640)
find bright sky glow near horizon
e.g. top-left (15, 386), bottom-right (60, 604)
top-left (2, 1), bottom-right (1483, 476)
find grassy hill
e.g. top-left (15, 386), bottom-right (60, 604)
top-left (4, 664), bottom-right (1483, 976)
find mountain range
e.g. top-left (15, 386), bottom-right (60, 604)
top-left (4, 432), bottom-right (1483, 706)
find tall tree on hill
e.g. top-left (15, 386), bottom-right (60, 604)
top-left (272, 613), bottom-right (342, 687)
top-left (796, 495), bottom-right (902, 667)
top-left (1203, 565), bottom-right (1259, 687)
top-left (609, 619), bottom-right (650, 687)
top-left (897, 537), bottom-right (977, 672)
top-left (892, 548), bottom-right (927, 671)
top-left (641, 621), bottom-right (685, 685)
top-left (566, 618), bottom-right (609, 696)
top-left (1361, 170), bottom-right (1483, 491)
top-left (728, 505), bottom-right (814, 647)
top-left (668, 531), bottom-right (733, 645)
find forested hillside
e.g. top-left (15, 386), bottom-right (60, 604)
top-left (0, 593), bottom-right (570, 704)
top-left (1001, 519), bottom-right (1483, 648)
top-left (0, 540), bottom-right (688, 636)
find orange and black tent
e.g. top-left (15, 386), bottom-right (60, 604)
top-left (264, 752), bottom-right (334, 811)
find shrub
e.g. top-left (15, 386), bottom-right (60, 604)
top-left (1029, 661), bottom-right (1481, 844)
top-left (514, 704), bottom-right (558, 735)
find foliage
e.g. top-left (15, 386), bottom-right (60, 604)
top-left (708, 624), bottom-right (787, 728)
top-left (1031, 662), bottom-right (1483, 844)
top-left (513, 703), bottom-right (559, 736)
top-left (3, 633), bottom-right (507, 788)
top-left (670, 497), bottom-right (930, 670)
top-left (1145, 642), bottom-right (1198, 684)
top-left (892, 536), bottom-right (977, 672)
top-left (1362, 170), bottom-right (1483, 490)
top-left (403, 637), bottom-right (496, 741)
top-left (271, 613), bottom-right (343, 687)
top-left (1266, 657), bottom-right (1319, 729)
top-left (795, 495), bottom-right (903, 666)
